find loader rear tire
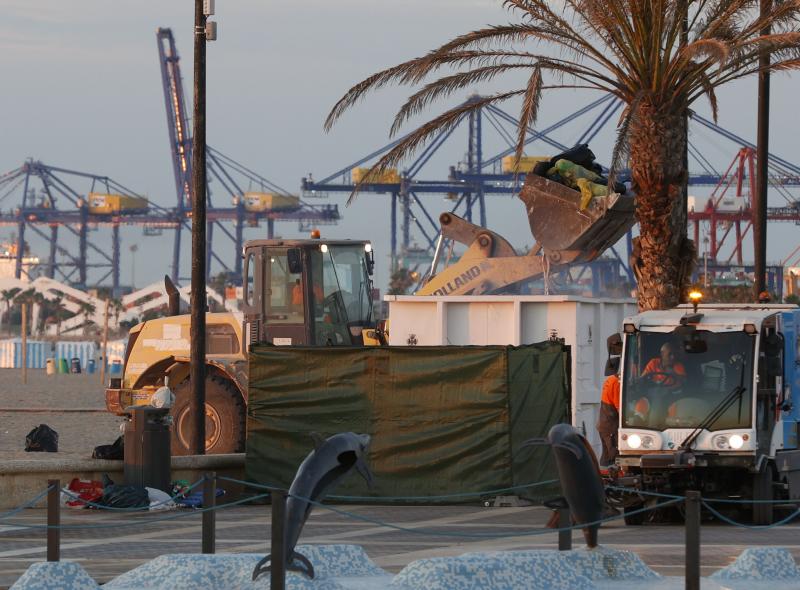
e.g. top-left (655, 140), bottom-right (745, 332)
top-left (170, 375), bottom-right (245, 456)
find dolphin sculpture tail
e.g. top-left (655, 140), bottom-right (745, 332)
top-left (251, 550), bottom-right (316, 581)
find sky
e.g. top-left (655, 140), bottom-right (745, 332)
top-left (1, 0), bottom-right (799, 294)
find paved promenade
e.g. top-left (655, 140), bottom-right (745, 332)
top-left (2, 503), bottom-right (799, 588)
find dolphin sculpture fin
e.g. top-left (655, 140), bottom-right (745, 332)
top-left (250, 551), bottom-right (316, 580)
top-left (355, 457), bottom-right (375, 489)
top-left (251, 554), bottom-right (271, 581)
top-left (288, 551), bottom-right (315, 578)
top-left (310, 432), bottom-right (326, 451)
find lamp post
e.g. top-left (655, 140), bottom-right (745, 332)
top-left (189, 0), bottom-right (217, 455)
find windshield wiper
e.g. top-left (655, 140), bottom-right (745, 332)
top-left (678, 385), bottom-right (746, 450)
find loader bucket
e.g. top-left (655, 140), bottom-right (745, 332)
top-left (518, 174), bottom-right (635, 260)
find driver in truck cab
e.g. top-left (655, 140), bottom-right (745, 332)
top-left (641, 342), bottom-right (686, 387)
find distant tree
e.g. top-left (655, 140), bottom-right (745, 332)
top-left (784, 293), bottom-right (800, 306)
top-left (0, 287), bottom-right (21, 332)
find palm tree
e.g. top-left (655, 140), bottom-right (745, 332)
top-left (326, 0), bottom-right (800, 310)
top-left (0, 287), bottom-right (21, 333)
top-left (78, 301), bottom-right (96, 336)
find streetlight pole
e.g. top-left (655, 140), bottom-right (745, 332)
top-left (190, 0), bottom-right (216, 455)
top-left (754, 0), bottom-right (771, 299)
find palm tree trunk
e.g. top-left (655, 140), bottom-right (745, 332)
top-left (628, 102), bottom-right (696, 311)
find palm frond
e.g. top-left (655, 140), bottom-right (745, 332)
top-left (513, 66), bottom-right (543, 168)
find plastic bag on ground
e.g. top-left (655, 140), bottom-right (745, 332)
top-left (24, 424), bottom-right (58, 452)
top-left (92, 436), bottom-right (124, 460)
top-left (61, 478), bottom-right (104, 509)
top-left (146, 487), bottom-right (176, 511)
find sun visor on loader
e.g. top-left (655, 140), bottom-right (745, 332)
top-left (245, 343), bottom-right (570, 503)
top-left (519, 174), bottom-right (635, 257)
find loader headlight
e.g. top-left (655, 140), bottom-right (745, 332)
top-left (713, 435), bottom-right (729, 450)
top-left (628, 434), bottom-right (642, 449)
top-left (729, 434), bottom-right (744, 449)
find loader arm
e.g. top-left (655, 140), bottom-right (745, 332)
top-left (417, 173), bottom-right (635, 296)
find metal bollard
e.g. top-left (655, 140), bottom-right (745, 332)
top-left (202, 472), bottom-right (216, 554)
top-left (558, 507), bottom-right (572, 551)
top-left (685, 490), bottom-right (701, 590)
top-left (271, 490), bottom-right (287, 590)
top-left (47, 479), bottom-right (60, 562)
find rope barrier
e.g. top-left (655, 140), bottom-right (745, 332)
top-left (284, 491), bottom-right (683, 539)
top-left (0, 492), bottom-right (271, 531)
top-left (0, 484), bottom-right (56, 521)
top-left (217, 475), bottom-right (559, 501)
top-left (701, 501), bottom-right (800, 529)
top-left (608, 485), bottom-right (800, 505)
top-left (58, 477), bottom-right (208, 512)
top-left (605, 485), bottom-right (684, 500)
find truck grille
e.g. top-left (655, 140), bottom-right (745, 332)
top-left (663, 429), bottom-right (696, 449)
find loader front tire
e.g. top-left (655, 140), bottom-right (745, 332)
top-left (171, 374), bottom-right (245, 455)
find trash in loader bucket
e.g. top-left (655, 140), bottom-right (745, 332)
top-left (517, 143), bottom-right (635, 259)
top-left (520, 174), bottom-right (635, 257)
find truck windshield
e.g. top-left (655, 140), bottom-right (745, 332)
top-left (310, 244), bottom-right (373, 345)
top-left (621, 330), bottom-right (755, 431)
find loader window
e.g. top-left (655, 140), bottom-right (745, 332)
top-left (622, 330), bottom-right (755, 431)
top-left (265, 251), bottom-right (304, 325)
top-left (309, 244), bottom-right (374, 345)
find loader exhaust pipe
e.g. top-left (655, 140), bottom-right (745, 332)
top-left (165, 275), bottom-right (181, 316)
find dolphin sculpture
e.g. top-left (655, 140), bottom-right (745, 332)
top-left (252, 432), bottom-right (373, 581)
top-left (523, 423), bottom-right (606, 547)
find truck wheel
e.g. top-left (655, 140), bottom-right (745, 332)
top-left (623, 502), bottom-right (645, 525)
top-left (170, 375), bottom-right (245, 455)
top-left (752, 464), bottom-right (775, 525)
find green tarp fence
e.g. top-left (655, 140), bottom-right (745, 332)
top-left (246, 342), bottom-right (570, 503)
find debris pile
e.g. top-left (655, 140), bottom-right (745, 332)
top-left (531, 143), bottom-right (627, 210)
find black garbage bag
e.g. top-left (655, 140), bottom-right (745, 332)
top-left (24, 424), bottom-right (59, 452)
top-left (549, 143), bottom-right (602, 174)
top-left (92, 436), bottom-right (124, 460)
top-left (96, 474), bottom-right (149, 509)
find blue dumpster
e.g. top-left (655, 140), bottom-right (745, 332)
top-left (109, 360), bottom-right (123, 377)
top-left (87, 358), bottom-right (96, 374)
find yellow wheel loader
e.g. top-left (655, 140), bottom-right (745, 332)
top-left (105, 238), bottom-right (378, 454)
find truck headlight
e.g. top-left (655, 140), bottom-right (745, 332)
top-left (641, 435), bottom-right (656, 449)
top-left (713, 435), bottom-right (729, 450)
top-left (729, 434), bottom-right (744, 449)
top-left (628, 434), bottom-right (642, 449)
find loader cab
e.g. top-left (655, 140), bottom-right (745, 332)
top-left (241, 238), bottom-right (375, 348)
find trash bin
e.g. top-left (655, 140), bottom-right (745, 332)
top-left (70, 358), bottom-right (82, 374)
top-left (123, 407), bottom-right (171, 493)
top-left (87, 358), bottom-right (96, 374)
top-left (45, 358), bottom-right (56, 376)
top-left (58, 358), bottom-right (69, 374)
top-left (109, 360), bottom-right (123, 377)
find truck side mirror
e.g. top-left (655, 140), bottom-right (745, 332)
top-left (287, 248), bottom-right (303, 274)
top-left (607, 333), bottom-right (622, 355)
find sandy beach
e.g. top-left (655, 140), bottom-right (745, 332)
top-left (0, 369), bottom-right (123, 460)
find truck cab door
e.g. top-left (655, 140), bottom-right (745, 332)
top-left (757, 330), bottom-right (784, 454)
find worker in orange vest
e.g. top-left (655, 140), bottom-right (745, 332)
top-left (596, 356), bottom-right (621, 466)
